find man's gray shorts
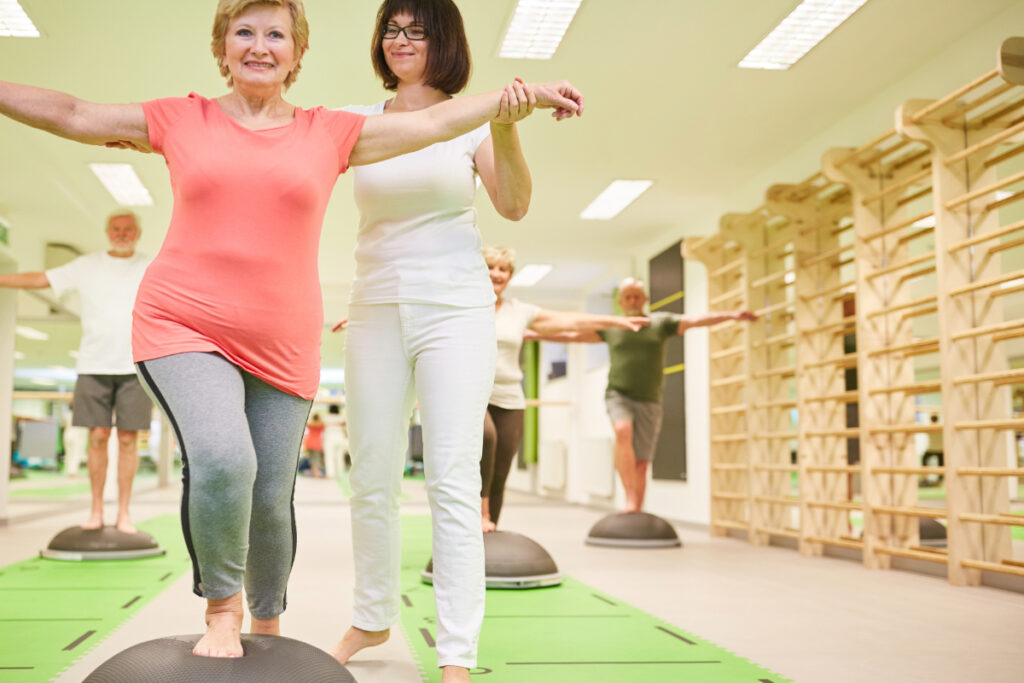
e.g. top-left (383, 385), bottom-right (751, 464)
top-left (605, 389), bottom-right (663, 462)
top-left (72, 374), bottom-right (153, 431)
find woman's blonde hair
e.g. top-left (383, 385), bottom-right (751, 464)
top-left (211, 0), bottom-right (310, 89)
top-left (482, 246), bottom-right (516, 274)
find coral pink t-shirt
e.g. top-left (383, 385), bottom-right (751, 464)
top-left (134, 94), bottom-right (365, 399)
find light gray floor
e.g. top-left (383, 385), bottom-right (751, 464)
top-left (3, 474), bottom-right (1023, 683)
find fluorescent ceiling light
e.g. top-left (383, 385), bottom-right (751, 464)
top-left (15, 325), bottom-right (48, 341)
top-left (509, 264), bottom-right (553, 287)
top-left (89, 163), bottom-right (154, 206)
top-left (580, 180), bottom-right (653, 220)
top-left (739, 0), bottom-right (870, 71)
top-left (0, 0), bottom-right (40, 37)
top-left (499, 0), bottom-right (582, 60)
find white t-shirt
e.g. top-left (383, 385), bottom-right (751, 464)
top-left (46, 251), bottom-right (152, 375)
top-left (341, 101), bottom-right (495, 308)
top-left (490, 297), bottom-right (540, 409)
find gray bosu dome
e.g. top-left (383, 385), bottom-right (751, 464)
top-left (41, 525), bottom-right (165, 561)
top-left (585, 512), bottom-right (682, 548)
top-left (919, 517), bottom-right (947, 548)
top-left (421, 530), bottom-right (562, 589)
top-left (83, 634), bottom-right (354, 683)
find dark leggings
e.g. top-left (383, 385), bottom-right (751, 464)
top-left (480, 404), bottom-right (524, 524)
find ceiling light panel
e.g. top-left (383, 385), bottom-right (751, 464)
top-left (509, 264), bottom-right (553, 288)
top-left (0, 0), bottom-right (40, 37)
top-left (499, 0), bottom-right (582, 60)
top-left (739, 0), bottom-right (870, 71)
top-left (580, 180), bottom-right (653, 220)
top-left (89, 163), bottom-right (154, 206)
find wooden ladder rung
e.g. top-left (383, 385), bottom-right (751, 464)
top-left (752, 400), bottom-right (797, 409)
top-left (711, 404), bottom-right (747, 416)
top-left (805, 465), bottom-right (860, 473)
top-left (709, 287), bottom-right (746, 307)
top-left (754, 496), bottom-right (800, 506)
top-left (868, 380), bottom-right (941, 396)
top-left (711, 435), bottom-right (747, 444)
top-left (803, 354), bottom-right (857, 370)
top-left (947, 217), bottom-right (1024, 253)
top-left (756, 432), bottom-right (797, 441)
top-left (751, 366), bottom-right (796, 379)
top-left (866, 337), bottom-right (939, 358)
top-left (755, 300), bottom-right (795, 317)
top-left (961, 559), bottom-right (1024, 579)
top-left (711, 491), bottom-right (748, 501)
top-left (750, 332), bottom-right (796, 348)
top-left (803, 391), bottom-right (859, 404)
top-left (875, 544), bottom-right (948, 564)
top-left (710, 259), bottom-right (744, 278)
top-left (870, 505), bottom-right (946, 519)
top-left (711, 519), bottom-right (749, 532)
top-left (864, 248), bottom-right (934, 280)
top-left (946, 168), bottom-right (1024, 210)
top-left (711, 463), bottom-right (748, 472)
top-left (870, 467), bottom-right (945, 476)
top-left (955, 419), bottom-right (1024, 431)
top-left (944, 117), bottom-right (1024, 166)
top-left (910, 68), bottom-right (999, 123)
top-left (711, 375), bottom-right (746, 388)
top-left (753, 464), bottom-right (798, 472)
top-left (866, 294), bottom-right (937, 319)
top-left (861, 167), bottom-right (931, 206)
top-left (805, 429), bottom-right (860, 438)
top-left (861, 210), bottom-right (934, 245)
top-left (805, 535), bottom-right (863, 551)
top-left (956, 467), bottom-right (1024, 477)
top-left (710, 345), bottom-right (746, 360)
top-left (805, 500), bottom-right (862, 511)
top-left (959, 513), bottom-right (1024, 526)
top-left (752, 526), bottom-right (800, 539)
top-left (749, 270), bottom-right (793, 289)
top-left (867, 424), bottom-right (943, 435)
top-left (948, 268), bottom-right (1024, 297)
top-left (952, 368), bottom-right (1024, 386)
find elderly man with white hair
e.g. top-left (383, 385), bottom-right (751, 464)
top-left (546, 277), bottom-right (756, 512)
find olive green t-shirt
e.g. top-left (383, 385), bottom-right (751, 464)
top-left (598, 312), bottom-right (682, 403)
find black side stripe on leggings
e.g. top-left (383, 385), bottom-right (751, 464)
top-left (136, 361), bottom-right (203, 597)
top-left (282, 401), bottom-right (314, 614)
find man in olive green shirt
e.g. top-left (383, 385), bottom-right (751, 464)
top-left (573, 278), bottom-right (756, 512)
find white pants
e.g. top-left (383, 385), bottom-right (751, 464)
top-left (345, 303), bottom-right (495, 668)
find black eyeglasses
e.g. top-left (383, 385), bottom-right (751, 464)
top-left (383, 24), bottom-right (427, 40)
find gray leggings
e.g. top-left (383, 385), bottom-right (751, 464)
top-left (136, 352), bottom-right (311, 619)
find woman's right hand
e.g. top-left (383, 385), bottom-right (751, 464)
top-left (492, 78), bottom-right (536, 125)
top-left (529, 81), bottom-right (585, 121)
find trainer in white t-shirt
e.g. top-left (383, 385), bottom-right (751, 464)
top-left (46, 252), bottom-right (152, 375)
top-left (341, 102), bottom-right (495, 308)
top-left (490, 298), bottom-right (540, 410)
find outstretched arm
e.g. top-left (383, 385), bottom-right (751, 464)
top-left (677, 310), bottom-right (757, 335)
top-left (0, 272), bottom-right (50, 290)
top-left (349, 80), bottom-right (583, 167)
top-left (475, 80), bottom-right (534, 221)
top-left (0, 81), bottom-right (150, 150)
top-left (529, 309), bottom-right (647, 336)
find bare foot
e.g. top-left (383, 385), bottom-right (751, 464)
top-left (251, 616), bottom-right (280, 636)
top-left (115, 517), bottom-right (138, 534)
top-left (81, 512), bottom-right (103, 530)
top-left (330, 626), bottom-right (389, 664)
top-left (482, 517), bottom-right (496, 533)
top-left (194, 594), bottom-right (244, 658)
top-left (442, 665), bottom-right (471, 682)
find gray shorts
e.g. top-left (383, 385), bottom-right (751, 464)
top-left (72, 373), bottom-right (153, 431)
top-left (605, 390), bottom-right (663, 462)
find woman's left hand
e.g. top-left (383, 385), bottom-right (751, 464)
top-left (492, 78), bottom-right (536, 125)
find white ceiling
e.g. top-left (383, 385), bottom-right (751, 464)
top-left (1, 0), bottom-right (1020, 380)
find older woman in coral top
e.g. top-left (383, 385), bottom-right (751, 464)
top-left (0, 0), bottom-right (582, 660)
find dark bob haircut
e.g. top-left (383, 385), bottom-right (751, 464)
top-left (371, 0), bottom-right (471, 94)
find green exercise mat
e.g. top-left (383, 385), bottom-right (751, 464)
top-left (0, 514), bottom-right (190, 681)
top-left (398, 515), bottom-right (790, 683)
